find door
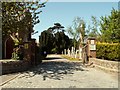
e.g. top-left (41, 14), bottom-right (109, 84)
top-left (6, 38), bottom-right (14, 59)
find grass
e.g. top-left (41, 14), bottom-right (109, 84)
top-left (61, 55), bottom-right (81, 61)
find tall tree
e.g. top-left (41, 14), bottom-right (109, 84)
top-left (39, 30), bottom-right (55, 54)
top-left (100, 8), bottom-right (120, 43)
top-left (39, 23), bottom-right (71, 54)
top-left (67, 17), bottom-right (86, 48)
top-left (87, 16), bottom-right (100, 38)
top-left (54, 31), bottom-right (70, 54)
top-left (2, 1), bottom-right (47, 40)
top-left (48, 23), bottom-right (64, 34)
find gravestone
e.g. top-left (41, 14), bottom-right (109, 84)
top-left (67, 48), bottom-right (70, 56)
top-left (73, 47), bottom-right (76, 58)
top-left (62, 51), bottom-right (63, 55)
top-left (64, 49), bottom-right (66, 55)
top-left (75, 50), bottom-right (79, 58)
top-left (79, 46), bottom-right (82, 59)
top-left (71, 47), bottom-right (74, 57)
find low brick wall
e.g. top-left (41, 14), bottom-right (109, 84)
top-left (89, 58), bottom-right (119, 73)
top-left (1, 60), bottom-right (31, 74)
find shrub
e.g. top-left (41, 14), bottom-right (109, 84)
top-left (96, 42), bottom-right (120, 61)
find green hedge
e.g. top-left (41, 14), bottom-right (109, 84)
top-left (96, 43), bottom-right (120, 61)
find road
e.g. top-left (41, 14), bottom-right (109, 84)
top-left (1, 54), bottom-right (118, 88)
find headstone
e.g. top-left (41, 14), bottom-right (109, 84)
top-left (75, 50), bottom-right (77, 58)
top-left (67, 48), bottom-right (70, 56)
top-left (73, 47), bottom-right (76, 58)
top-left (75, 50), bottom-right (79, 58)
top-left (71, 47), bottom-right (74, 57)
top-left (64, 49), bottom-right (66, 55)
top-left (79, 47), bottom-right (82, 59)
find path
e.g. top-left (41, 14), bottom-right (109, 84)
top-left (1, 54), bottom-right (118, 88)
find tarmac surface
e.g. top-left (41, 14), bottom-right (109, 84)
top-left (1, 55), bottom-right (118, 88)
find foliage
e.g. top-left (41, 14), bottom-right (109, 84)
top-left (67, 17), bottom-right (86, 48)
top-left (54, 31), bottom-right (70, 54)
top-left (39, 23), bottom-right (72, 54)
top-left (100, 8), bottom-right (120, 43)
top-left (96, 42), bottom-right (120, 61)
top-left (12, 47), bottom-right (24, 60)
top-left (48, 23), bottom-right (65, 34)
top-left (2, 1), bottom-right (47, 38)
top-left (87, 16), bottom-right (100, 37)
top-left (39, 30), bottom-right (55, 54)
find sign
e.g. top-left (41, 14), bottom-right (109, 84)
top-left (89, 44), bottom-right (96, 50)
top-left (24, 43), bottom-right (28, 49)
top-left (91, 40), bottom-right (94, 44)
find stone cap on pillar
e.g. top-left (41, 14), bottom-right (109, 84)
top-left (87, 37), bottom-right (96, 45)
top-left (31, 38), bottom-right (36, 41)
top-left (87, 37), bottom-right (96, 40)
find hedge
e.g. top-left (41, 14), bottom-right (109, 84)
top-left (96, 42), bottom-right (120, 61)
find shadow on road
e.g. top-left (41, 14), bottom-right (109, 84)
top-left (20, 56), bottom-right (86, 81)
top-left (43, 57), bottom-right (64, 60)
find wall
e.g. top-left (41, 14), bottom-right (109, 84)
top-left (89, 58), bottom-right (119, 73)
top-left (0, 7), bottom-right (2, 59)
top-left (1, 60), bottom-right (30, 74)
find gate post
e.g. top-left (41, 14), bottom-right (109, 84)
top-left (31, 39), bottom-right (36, 65)
top-left (23, 42), bottom-right (32, 61)
top-left (87, 37), bottom-right (96, 59)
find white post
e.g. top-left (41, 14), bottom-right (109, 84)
top-left (64, 49), bottom-right (66, 55)
top-left (73, 47), bottom-right (75, 58)
top-left (75, 50), bottom-right (77, 58)
top-left (75, 50), bottom-right (79, 58)
top-left (67, 48), bottom-right (70, 56)
top-left (79, 47), bottom-right (82, 59)
top-left (71, 47), bottom-right (74, 58)
top-left (70, 49), bottom-right (71, 56)
top-left (62, 51), bottom-right (63, 55)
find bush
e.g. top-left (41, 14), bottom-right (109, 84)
top-left (96, 42), bottom-right (120, 61)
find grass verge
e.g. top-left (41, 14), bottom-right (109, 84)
top-left (61, 55), bottom-right (81, 61)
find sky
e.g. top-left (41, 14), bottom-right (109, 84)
top-left (32, 2), bottom-right (118, 43)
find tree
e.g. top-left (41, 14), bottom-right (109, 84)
top-left (48, 23), bottom-right (65, 34)
top-left (54, 31), bottom-right (70, 54)
top-left (39, 23), bottom-right (71, 54)
top-left (87, 16), bottom-right (100, 38)
top-left (67, 17), bottom-right (86, 48)
top-left (39, 30), bottom-right (55, 54)
top-left (100, 8), bottom-right (120, 43)
top-left (2, 1), bottom-right (47, 40)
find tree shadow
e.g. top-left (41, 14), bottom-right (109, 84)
top-left (44, 57), bottom-right (65, 60)
top-left (20, 58), bottom-right (87, 81)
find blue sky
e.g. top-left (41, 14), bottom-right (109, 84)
top-left (32, 2), bottom-right (118, 42)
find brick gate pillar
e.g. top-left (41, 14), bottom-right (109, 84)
top-left (87, 37), bottom-right (96, 58)
top-left (31, 39), bottom-right (36, 65)
top-left (23, 42), bottom-right (32, 62)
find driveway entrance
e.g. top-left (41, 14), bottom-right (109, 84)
top-left (1, 55), bottom-right (118, 88)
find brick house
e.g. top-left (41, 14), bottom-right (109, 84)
top-left (2, 26), bottom-right (34, 59)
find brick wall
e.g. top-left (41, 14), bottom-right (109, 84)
top-left (1, 60), bottom-right (31, 74)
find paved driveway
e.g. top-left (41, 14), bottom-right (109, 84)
top-left (1, 55), bottom-right (118, 88)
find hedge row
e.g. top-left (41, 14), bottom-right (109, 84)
top-left (96, 43), bottom-right (120, 61)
